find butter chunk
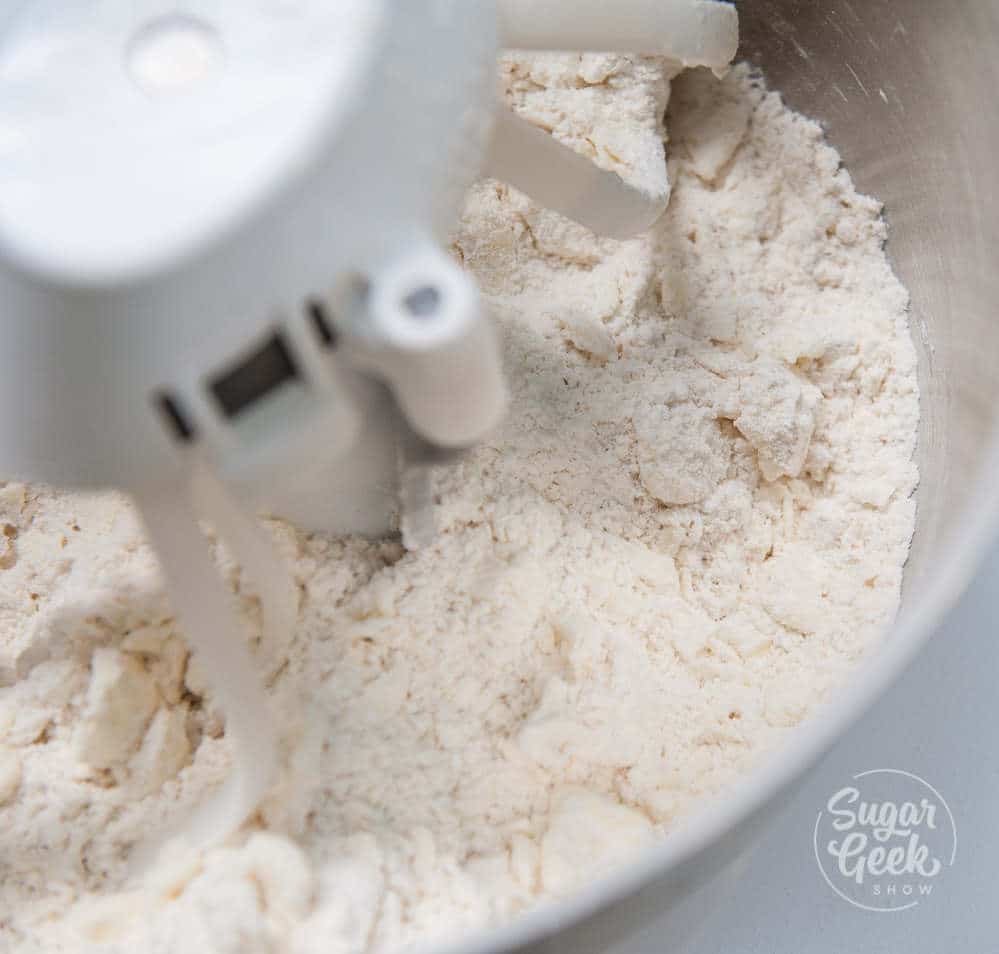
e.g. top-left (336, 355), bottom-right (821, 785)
top-left (76, 648), bottom-right (159, 770)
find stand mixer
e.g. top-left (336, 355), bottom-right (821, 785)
top-left (0, 0), bottom-right (737, 850)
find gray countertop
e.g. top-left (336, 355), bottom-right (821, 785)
top-left (616, 544), bottom-right (999, 954)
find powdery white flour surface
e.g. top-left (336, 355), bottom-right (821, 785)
top-left (0, 58), bottom-right (918, 953)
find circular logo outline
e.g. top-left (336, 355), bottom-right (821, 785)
top-left (813, 768), bottom-right (957, 913)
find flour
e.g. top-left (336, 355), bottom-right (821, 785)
top-left (0, 56), bottom-right (918, 954)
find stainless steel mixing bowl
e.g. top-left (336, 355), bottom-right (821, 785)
top-left (450, 3), bottom-right (999, 952)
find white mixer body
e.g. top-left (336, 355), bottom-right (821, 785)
top-left (0, 0), bottom-right (504, 532)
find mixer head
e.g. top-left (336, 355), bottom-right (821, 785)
top-left (0, 0), bottom-right (736, 850)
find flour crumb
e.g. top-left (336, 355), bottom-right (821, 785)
top-left (541, 789), bottom-right (654, 896)
top-left (0, 746), bottom-right (21, 804)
